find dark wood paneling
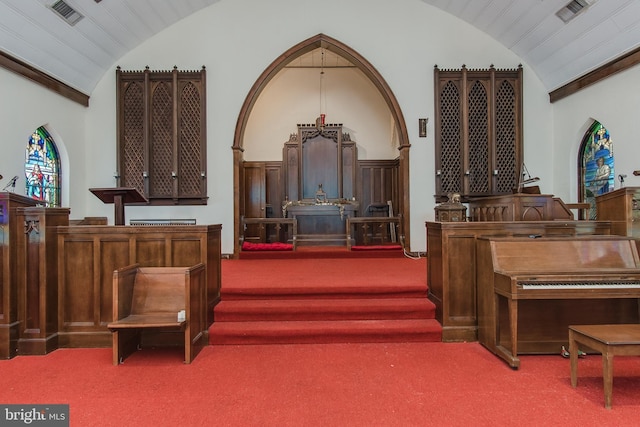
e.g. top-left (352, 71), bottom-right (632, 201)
top-left (57, 225), bottom-right (221, 348)
top-left (0, 194), bottom-right (39, 359)
top-left (303, 135), bottom-right (338, 199)
top-left (242, 162), bottom-right (266, 242)
top-left (135, 238), bottom-right (169, 266)
top-left (447, 235), bottom-right (476, 320)
top-left (284, 143), bottom-right (299, 202)
top-left (265, 162), bottom-right (283, 218)
top-left (342, 143), bottom-right (356, 200)
top-left (62, 240), bottom-right (95, 326)
top-left (171, 238), bottom-right (205, 266)
top-left (99, 240), bottom-right (130, 324)
top-left (16, 207), bottom-right (69, 355)
top-left (359, 160), bottom-right (397, 217)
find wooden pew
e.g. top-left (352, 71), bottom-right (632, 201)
top-left (107, 263), bottom-right (207, 365)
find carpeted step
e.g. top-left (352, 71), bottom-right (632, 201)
top-left (211, 253), bottom-right (438, 345)
top-left (208, 319), bottom-right (443, 345)
top-left (214, 298), bottom-right (436, 322)
top-left (221, 283), bottom-right (427, 300)
top-left (239, 248), bottom-right (405, 260)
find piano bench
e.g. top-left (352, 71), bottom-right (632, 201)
top-left (569, 324), bottom-right (640, 409)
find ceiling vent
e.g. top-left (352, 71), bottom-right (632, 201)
top-left (556, 0), bottom-right (596, 23)
top-left (49, 0), bottom-right (84, 26)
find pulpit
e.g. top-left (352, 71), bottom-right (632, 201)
top-left (596, 187), bottom-right (640, 237)
top-left (90, 187), bottom-right (147, 225)
top-left (468, 193), bottom-right (574, 221)
top-left (0, 193), bottom-right (38, 358)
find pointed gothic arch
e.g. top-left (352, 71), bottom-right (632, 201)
top-left (232, 34), bottom-right (411, 256)
top-left (577, 120), bottom-right (614, 219)
top-left (24, 126), bottom-right (61, 207)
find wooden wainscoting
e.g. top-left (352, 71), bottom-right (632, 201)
top-left (56, 224), bottom-right (221, 348)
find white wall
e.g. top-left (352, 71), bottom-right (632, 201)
top-left (0, 67), bottom-right (85, 211)
top-left (245, 67), bottom-right (397, 161)
top-left (552, 65), bottom-right (640, 203)
top-left (1, 0), bottom-right (557, 254)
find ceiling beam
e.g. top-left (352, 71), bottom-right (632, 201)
top-left (0, 50), bottom-right (90, 107)
top-left (549, 46), bottom-right (640, 103)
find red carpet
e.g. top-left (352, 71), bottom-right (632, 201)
top-left (1, 343), bottom-right (638, 426)
top-left (209, 252), bottom-right (441, 344)
top-left (241, 241), bottom-right (294, 251)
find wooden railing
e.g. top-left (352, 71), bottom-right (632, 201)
top-left (346, 216), bottom-right (403, 250)
top-left (241, 217), bottom-right (298, 249)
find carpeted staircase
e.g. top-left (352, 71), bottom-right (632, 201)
top-left (208, 254), bottom-right (442, 344)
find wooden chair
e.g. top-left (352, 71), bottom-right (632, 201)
top-left (107, 263), bottom-right (207, 365)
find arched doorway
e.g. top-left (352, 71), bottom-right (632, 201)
top-left (232, 34), bottom-right (411, 256)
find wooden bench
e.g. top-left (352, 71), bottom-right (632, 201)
top-left (569, 324), bottom-right (640, 409)
top-left (107, 263), bottom-right (207, 365)
top-left (346, 216), bottom-right (402, 250)
top-left (240, 217), bottom-right (298, 249)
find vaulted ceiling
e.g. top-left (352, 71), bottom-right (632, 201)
top-left (1, 0), bottom-right (639, 97)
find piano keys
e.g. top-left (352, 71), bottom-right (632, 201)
top-left (477, 235), bottom-right (640, 369)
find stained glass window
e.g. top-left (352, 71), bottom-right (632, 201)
top-left (24, 127), bottom-right (61, 207)
top-left (580, 121), bottom-right (614, 219)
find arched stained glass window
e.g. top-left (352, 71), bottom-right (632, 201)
top-left (579, 121), bottom-right (614, 219)
top-left (24, 127), bottom-right (61, 207)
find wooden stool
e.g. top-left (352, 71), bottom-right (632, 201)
top-left (569, 324), bottom-right (640, 409)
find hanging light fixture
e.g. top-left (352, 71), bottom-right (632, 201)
top-left (316, 48), bottom-right (326, 131)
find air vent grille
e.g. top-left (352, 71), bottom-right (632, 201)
top-left (556, 0), bottom-right (596, 23)
top-left (50, 0), bottom-right (84, 26)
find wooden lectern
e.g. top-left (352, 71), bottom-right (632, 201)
top-left (89, 187), bottom-right (147, 225)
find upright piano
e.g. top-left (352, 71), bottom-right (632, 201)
top-left (476, 235), bottom-right (640, 368)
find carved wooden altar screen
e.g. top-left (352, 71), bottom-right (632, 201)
top-left (284, 124), bottom-right (356, 202)
top-left (279, 124), bottom-right (359, 245)
top-left (434, 65), bottom-right (523, 202)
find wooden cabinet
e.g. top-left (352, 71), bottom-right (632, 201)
top-left (434, 65), bottom-right (523, 202)
top-left (116, 66), bottom-right (207, 205)
top-left (596, 187), bottom-right (640, 237)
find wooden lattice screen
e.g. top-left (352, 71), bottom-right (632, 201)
top-left (434, 65), bottom-right (522, 202)
top-left (116, 66), bottom-right (207, 205)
